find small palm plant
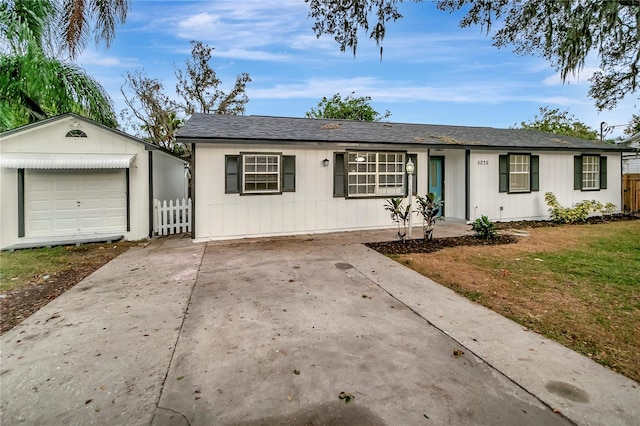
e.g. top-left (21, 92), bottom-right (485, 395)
top-left (385, 197), bottom-right (411, 242)
top-left (415, 193), bottom-right (444, 241)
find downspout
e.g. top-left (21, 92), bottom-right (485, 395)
top-left (17, 169), bottom-right (25, 238)
top-left (190, 143), bottom-right (196, 239)
top-left (465, 149), bottom-right (470, 221)
top-left (148, 151), bottom-right (154, 238)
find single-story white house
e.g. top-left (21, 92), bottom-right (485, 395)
top-left (177, 114), bottom-right (630, 242)
top-left (620, 132), bottom-right (640, 174)
top-left (0, 114), bottom-right (189, 250)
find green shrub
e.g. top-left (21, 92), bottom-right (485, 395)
top-left (472, 215), bottom-right (497, 239)
top-left (415, 193), bottom-right (444, 241)
top-left (385, 197), bottom-right (411, 242)
top-left (544, 192), bottom-right (616, 224)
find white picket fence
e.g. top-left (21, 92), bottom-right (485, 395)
top-left (153, 198), bottom-right (192, 236)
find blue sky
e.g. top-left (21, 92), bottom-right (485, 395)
top-left (78, 0), bottom-right (638, 138)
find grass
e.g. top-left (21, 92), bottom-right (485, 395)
top-left (394, 221), bottom-right (640, 382)
top-left (0, 242), bottom-right (135, 292)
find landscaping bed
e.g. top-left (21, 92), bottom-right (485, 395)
top-left (366, 234), bottom-right (517, 255)
top-left (494, 212), bottom-right (639, 230)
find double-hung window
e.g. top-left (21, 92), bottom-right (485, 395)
top-left (574, 155), bottom-right (607, 191)
top-left (225, 153), bottom-right (296, 194)
top-left (346, 152), bottom-right (405, 197)
top-left (243, 154), bottom-right (280, 193)
top-left (499, 153), bottom-right (539, 193)
top-left (509, 154), bottom-right (530, 192)
top-left (581, 155), bottom-right (599, 190)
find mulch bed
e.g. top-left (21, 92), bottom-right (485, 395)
top-left (367, 213), bottom-right (639, 256)
top-left (365, 235), bottom-right (518, 256)
top-left (495, 212), bottom-right (639, 230)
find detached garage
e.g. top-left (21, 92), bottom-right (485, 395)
top-left (0, 114), bottom-right (188, 250)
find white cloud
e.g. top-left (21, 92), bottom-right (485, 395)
top-left (542, 67), bottom-right (600, 86)
top-left (77, 51), bottom-right (140, 68)
top-left (248, 76), bottom-right (550, 104)
top-left (177, 12), bottom-right (221, 31)
top-left (537, 96), bottom-right (591, 106)
top-left (213, 48), bottom-right (291, 61)
top-left (171, 1), bottom-right (308, 49)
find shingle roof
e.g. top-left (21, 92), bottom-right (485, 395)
top-left (177, 114), bottom-right (628, 151)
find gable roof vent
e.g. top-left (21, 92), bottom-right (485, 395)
top-left (66, 129), bottom-right (87, 137)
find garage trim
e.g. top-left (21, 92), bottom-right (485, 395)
top-left (1, 153), bottom-right (135, 169)
top-left (18, 168), bottom-right (25, 237)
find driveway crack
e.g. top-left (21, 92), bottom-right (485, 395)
top-left (156, 406), bottom-right (193, 426)
top-left (150, 243), bottom-right (206, 425)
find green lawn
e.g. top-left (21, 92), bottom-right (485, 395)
top-left (396, 221), bottom-right (640, 382)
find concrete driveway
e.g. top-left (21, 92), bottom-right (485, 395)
top-left (1, 228), bottom-right (639, 425)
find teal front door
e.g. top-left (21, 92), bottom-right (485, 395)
top-left (428, 157), bottom-right (444, 216)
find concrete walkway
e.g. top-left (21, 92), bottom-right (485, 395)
top-left (1, 224), bottom-right (638, 425)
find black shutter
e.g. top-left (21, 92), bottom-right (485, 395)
top-left (405, 153), bottom-right (418, 196)
top-left (18, 168), bottom-right (25, 237)
top-left (225, 155), bottom-right (240, 194)
top-left (282, 155), bottom-right (296, 192)
top-left (333, 153), bottom-right (345, 197)
top-left (599, 156), bottom-right (607, 190)
top-left (530, 155), bottom-right (539, 192)
top-left (499, 155), bottom-right (508, 193)
top-left (574, 156), bottom-right (583, 190)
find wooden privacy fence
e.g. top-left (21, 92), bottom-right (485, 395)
top-left (622, 174), bottom-right (640, 212)
top-left (153, 198), bottom-right (192, 236)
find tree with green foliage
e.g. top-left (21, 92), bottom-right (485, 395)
top-left (0, 0), bottom-right (125, 131)
top-left (305, 0), bottom-right (640, 110)
top-left (623, 114), bottom-right (640, 137)
top-left (515, 107), bottom-right (598, 140)
top-left (121, 41), bottom-right (251, 155)
top-left (306, 92), bottom-right (391, 121)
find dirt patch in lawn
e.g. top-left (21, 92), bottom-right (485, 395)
top-left (0, 242), bottom-right (139, 335)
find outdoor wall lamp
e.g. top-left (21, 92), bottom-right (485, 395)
top-left (322, 158), bottom-right (330, 167)
top-left (406, 158), bottom-right (415, 239)
top-left (405, 158), bottom-right (415, 175)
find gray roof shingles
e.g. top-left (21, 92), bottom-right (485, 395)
top-left (177, 113), bottom-right (627, 151)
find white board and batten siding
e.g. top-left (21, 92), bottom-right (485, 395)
top-left (623, 154), bottom-right (640, 174)
top-left (469, 150), bottom-right (622, 222)
top-left (194, 145), bottom-right (428, 241)
top-left (152, 150), bottom-right (189, 201)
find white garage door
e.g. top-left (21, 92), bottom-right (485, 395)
top-left (25, 170), bottom-right (127, 237)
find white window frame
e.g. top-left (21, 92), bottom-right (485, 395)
top-left (582, 155), bottom-right (600, 190)
top-left (509, 154), bottom-right (530, 193)
top-left (242, 154), bottom-right (280, 194)
top-left (346, 151), bottom-right (405, 197)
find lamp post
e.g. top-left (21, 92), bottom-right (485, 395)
top-left (406, 158), bottom-right (415, 240)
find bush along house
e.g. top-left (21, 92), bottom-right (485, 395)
top-left (177, 114), bottom-right (629, 242)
